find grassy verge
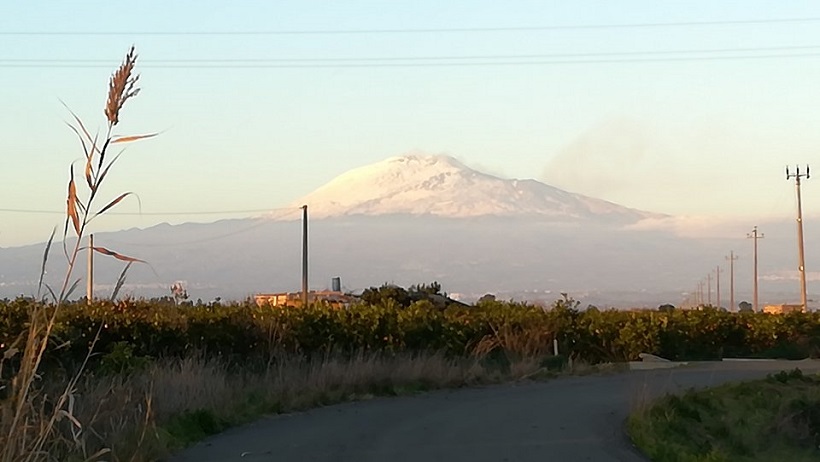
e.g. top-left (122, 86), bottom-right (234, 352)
top-left (35, 351), bottom-right (621, 461)
top-left (628, 368), bottom-right (820, 462)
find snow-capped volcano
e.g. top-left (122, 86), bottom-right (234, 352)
top-left (275, 154), bottom-right (662, 223)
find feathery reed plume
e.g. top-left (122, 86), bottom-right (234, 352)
top-left (105, 46), bottom-right (140, 127)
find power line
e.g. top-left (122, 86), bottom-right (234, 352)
top-left (101, 219), bottom-right (275, 247)
top-left (5, 52), bottom-right (820, 69)
top-left (4, 17), bottom-right (820, 36)
top-left (6, 44), bottom-right (820, 64)
top-left (0, 206), bottom-right (296, 216)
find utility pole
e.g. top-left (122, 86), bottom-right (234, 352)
top-left (693, 282), bottom-right (698, 306)
top-left (726, 251), bottom-right (738, 311)
top-left (786, 165), bottom-right (810, 312)
top-left (747, 226), bottom-right (764, 312)
top-left (301, 205), bottom-right (309, 308)
top-left (716, 266), bottom-right (722, 310)
top-left (707, 273), bottom-right (712, 306)
top-left (694, 283), bottom-right (699, 306)
top-left (86, 234), bottom-right (94, 304)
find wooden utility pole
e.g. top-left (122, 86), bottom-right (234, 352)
top-left (747, 226), bottom-right (764, 312)
top-left (716, 266), bottom-right (722, 309)
top-left (301, 205), bottom-right (309, 308)
top-left (86, 234), bottom-right (94, 304)
top-left (786, 165), bottom-right (810, 312)
top-left (726, 251), bottom-right (738, 311)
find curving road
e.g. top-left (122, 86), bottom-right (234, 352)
top-left (171, 360), bottom-right (820, 462)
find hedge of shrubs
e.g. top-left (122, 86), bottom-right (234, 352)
top-left (1, 297), bottom-right (819, 367)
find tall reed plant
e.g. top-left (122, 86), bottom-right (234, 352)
top-left (0, 46), bottom-right (154, 462)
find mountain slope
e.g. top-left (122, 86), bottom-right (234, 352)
top-left (273, 154), bottom-right (662, 224)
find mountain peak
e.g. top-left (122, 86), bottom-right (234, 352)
top-left (382, 152), bottom-right (470, 170)
top-left (272, 153), bottom-right (661, 223)
top-left (335, 153), bottom-right (488, 188)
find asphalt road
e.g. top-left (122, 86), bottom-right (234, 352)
top-left (171, 360), bottom-right (820, 462)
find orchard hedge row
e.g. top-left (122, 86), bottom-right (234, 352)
top-left (1, 297), bottom-right (819, 366)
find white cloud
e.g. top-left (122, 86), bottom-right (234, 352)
top-left (760, 271), bottom-right (820, 282)
top-left (624, 215), bottom-right (753, 239)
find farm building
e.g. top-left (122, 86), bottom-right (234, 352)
top-left (254, 290), bottom-right (358, 308)
top-left (762, 304), bottom-right (804, 314)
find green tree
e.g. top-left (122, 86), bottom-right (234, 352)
top-left (409, 282), bottom-right (442, 296)
top-left (360, 284), bottom-right (412, 308)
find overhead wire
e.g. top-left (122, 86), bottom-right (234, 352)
top-left (1, 207), bottom-right (303, 247)
top-left (5, 53), bottom-right (820, 68)
top-left (4, 17), bottom-right (820, 35)
top-left (6, 45), bottom-right (820, 64)
top-left (0, 206), bottom-right (299, 216)
top-left (0, 207), bottom-right (301, 247)
top-left (100, 219), bottom-right (280, 247)
top-left (5, 36), bottom-right (820, 69)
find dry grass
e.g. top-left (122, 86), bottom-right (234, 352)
top-left (472, 321), bottom-right (554, 359)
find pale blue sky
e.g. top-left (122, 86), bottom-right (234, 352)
top-left (3, 1), bottom-right (820, 246)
